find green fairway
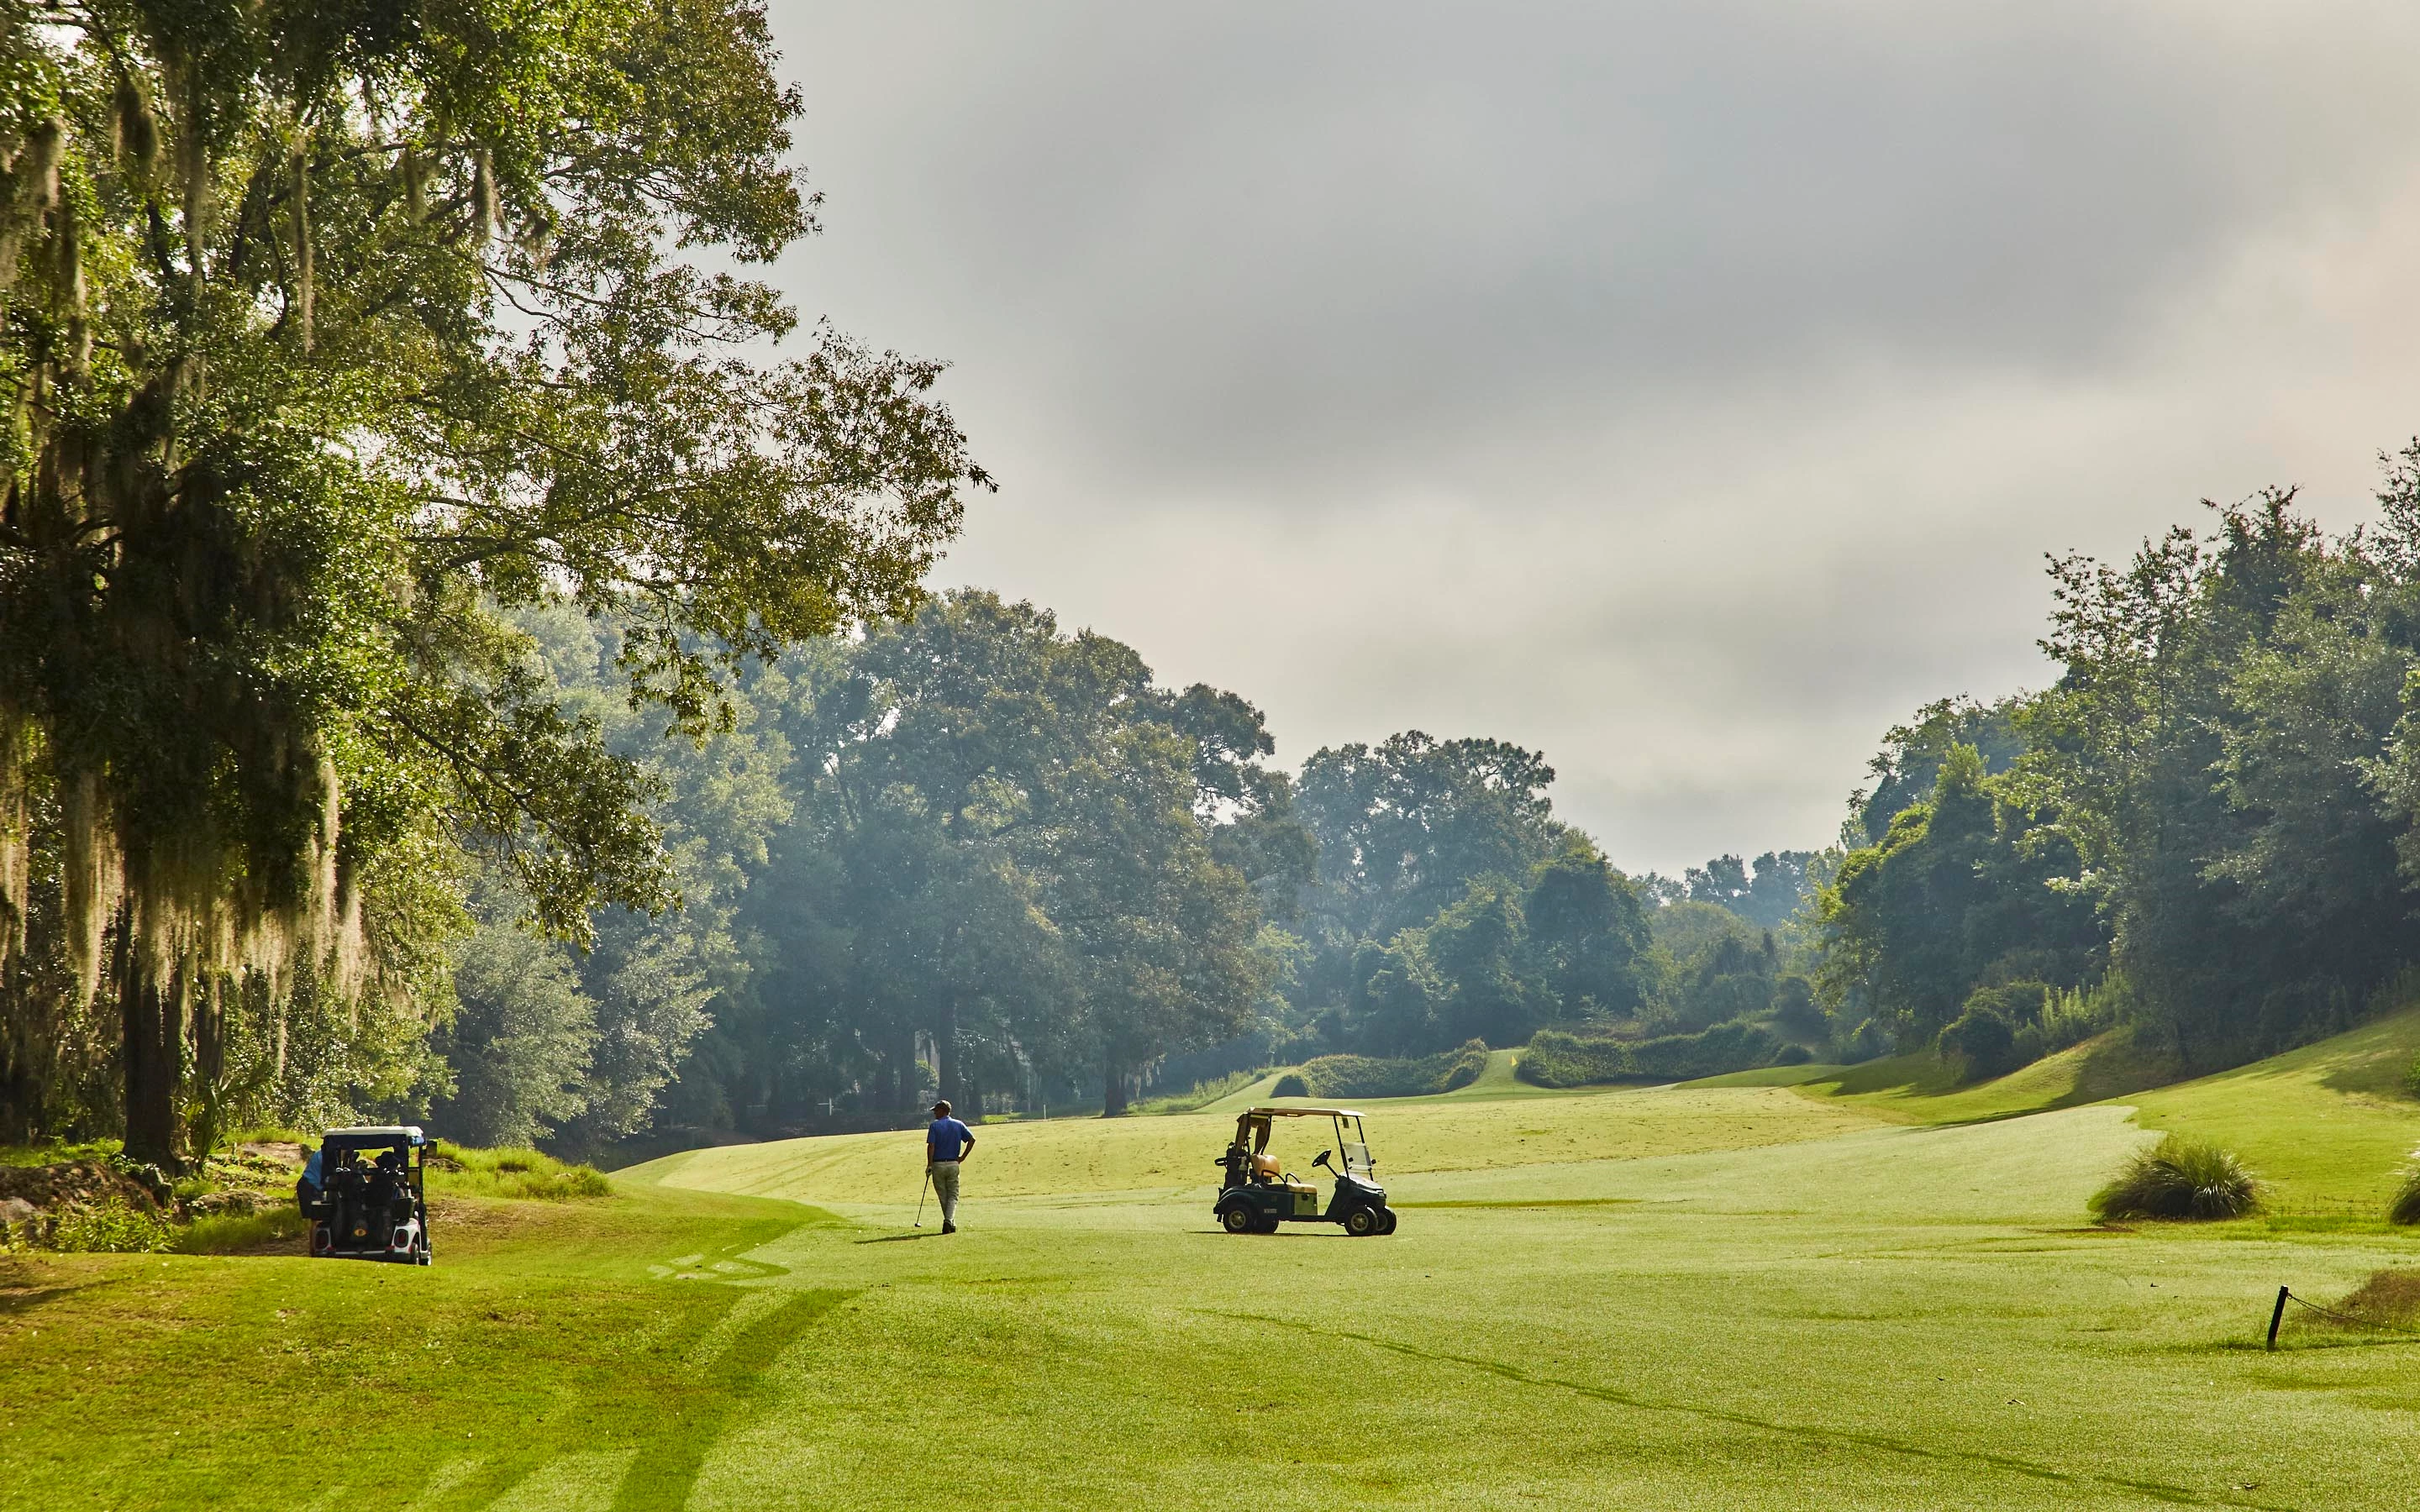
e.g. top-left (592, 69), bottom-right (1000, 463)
top-left (13, 1040), bottom-right (2420, 1509)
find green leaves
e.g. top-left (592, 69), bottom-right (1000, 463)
top-left (0, 0), bottom-right (983, 1157)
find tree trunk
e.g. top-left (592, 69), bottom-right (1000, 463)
top-left (1102, 1047), bottom-right (1128, 1117)
top-left (119, 925), bottom-right (183, 1172)
top-left (937, 997), bottom-right (960, 1112)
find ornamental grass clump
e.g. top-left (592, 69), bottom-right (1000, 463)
top-left (2090, 1134), bottom-right (2260, 1222)
top-left (2385, 1153), bottom-right (2420, 1226)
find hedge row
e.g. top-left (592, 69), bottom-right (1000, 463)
top-left (1285, 1042), bottom-right (1491, 1100)
top-left (1517, 1021), bottom-right (1795, 1088)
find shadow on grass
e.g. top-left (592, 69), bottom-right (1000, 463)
top-left (608, 1289), bottom-right (851, 1512)
top-left (855, 1231), bottom-right (942, 1243)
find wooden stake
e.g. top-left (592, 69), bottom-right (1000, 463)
top-left (2267, 1285), bottom-right (2289, 1350)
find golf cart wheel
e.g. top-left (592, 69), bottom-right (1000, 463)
top-left (1221, 1205), bottom-right (1257, 1235)
top-left (1254, 1210), bottom-right (1281, 1234)
top-left (1344, 1205), bottom-right (1381, 1237)
top-left (1378, 1208), bottom-right (1398, 1235)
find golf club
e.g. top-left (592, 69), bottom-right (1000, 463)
top-left (913, 1168), bottom-right (930, 1228)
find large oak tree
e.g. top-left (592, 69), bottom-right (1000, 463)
top-left (0, 0), bottom-right (985, 1162)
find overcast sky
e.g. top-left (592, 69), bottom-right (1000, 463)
top-left (764, 0), bottom-right (2420, 875)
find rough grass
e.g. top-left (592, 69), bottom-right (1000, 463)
top-left (2388, 1163), bottom-right (2420, 1225)
top-left (430, 1145), bottom-right (612, 1200)
top-left (2090, 1134), bottom-right (2260, 1221)
top-left (169, 1206), bottom-right (309, 1255)
top-left (1130, 1068), bottom-right (1265, 1116)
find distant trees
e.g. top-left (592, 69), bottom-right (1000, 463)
top-left (677, 593), bottom-right (1278, 1122)
top-left (1276, 736), bottom-right (1658, 1055)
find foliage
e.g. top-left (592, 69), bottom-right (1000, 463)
top-left (1631, 1021), bottom-right (1785, 1081)
top-left (682, 593), bottom-right (1278, 1123)
top-left (2389, 1162), bottom-right (2420, 1226)
top-left (2089, 1135), bottom-right (2260, 1221)
top-left (431, 1144), bottom-right (610, 1201)
top-left (428, 921), bottom-right (596, 1148)
top-left (2005, 481), bottom-right (2420, 1070)
top-left (45, 1200), bottom-right (172, 1253)
top-left (0, 0), bottom-right (985, 1165)
top-left (1817, 746), bottom-right (2102, 1049)
top-left (1270, 1073), bottom-right (1311, 1098)
top-left (1129, 1068), bottom-right (1265, 1116)
top-left (170, 1206), bottom-right (307, 1255)
top-left (1294, 1042), bottom-right (1488, 1100)
top-left (1514, 1030), bottom-right (1635, 1088)
top-left (1639, 850), bottom-right (1827, 928)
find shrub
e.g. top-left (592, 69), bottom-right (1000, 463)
top-left (47, 1201), bottom-right (175, 1253)
top-left (1938, 1005), bottom-right (2021, 1084)
top-left (2090, 1135), bottom-right (2260, 1221)
top-left (2403, 1054), bottom-right (2420, 1102)
top-left (1518, 1021), bottom-right (1786, 1087)
top-left (1774, 1043), bottom-right (1814, 1067)
top-left (1295, 1042), bottom-right (1491, 1100)
top-left (1516, 1031), bottom-right (1634, 1089)
top-left (1270, 1073), bottom-right (1311, 1098)
top-left (2388, 1154), bottom-right (2420, 1226)
top-left (1631, 1021), bottom-right (1782, 1080)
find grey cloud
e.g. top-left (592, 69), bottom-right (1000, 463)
top-left (764, 0), bottom-right (2420, 871)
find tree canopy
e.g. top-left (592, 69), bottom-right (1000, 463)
top-left (0, 0), bottom-right (983, 1163)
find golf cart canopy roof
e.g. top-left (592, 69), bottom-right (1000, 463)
top-left (1243, 1106), bottom-right (1362, 1119)
top-left (323, 1126), bottom-right (428, 1147)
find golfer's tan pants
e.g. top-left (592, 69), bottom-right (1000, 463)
top-left (930, 1160), bottom-right (961, 1223)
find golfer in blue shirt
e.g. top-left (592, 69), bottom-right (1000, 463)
top-left (926, 1100), bottom-right (975, 1233)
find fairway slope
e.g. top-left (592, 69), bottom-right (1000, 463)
top-left (636, 1084), bottom-right (1884, 1210)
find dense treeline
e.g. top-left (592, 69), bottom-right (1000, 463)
top-left (1818, 465), bottom-right (2420, 1076)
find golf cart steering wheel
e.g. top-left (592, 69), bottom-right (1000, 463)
top-left (1313, 1150), bottom-right (1333, 1169)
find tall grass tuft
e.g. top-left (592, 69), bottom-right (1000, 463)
top-left (2090, 1134), bottom-right (2260, 1221)
top-left (2386, 1152), bottom-right (2420, 1226)
top-left (48, 1201), bottom-right (175, 1253)
top-left (429, 1146), bottom-right (611, 1201)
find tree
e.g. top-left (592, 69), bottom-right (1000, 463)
top-left (720, 593), bottom-right (1274, 1124)
top-left (1817, 745), bottom-right (2097, 1047)
top-left (0, 3), bottom-right (984, 1163)
top-left (429, 921), bottom-right (595, 1148)
top-left (1523, 835), bottom-right (1652, 1021)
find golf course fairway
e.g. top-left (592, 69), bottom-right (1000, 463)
top-left (11, 1032), bottom-right (2420, 1509)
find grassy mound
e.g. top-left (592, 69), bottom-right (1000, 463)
top-left (2089, 1134), bottom-right (2260, 1221)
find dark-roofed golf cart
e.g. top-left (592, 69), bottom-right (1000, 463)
top-left (1213, 1106), bottom-right (1397, 1236)
top-left (303, 1126), bottom-right (433, 1265)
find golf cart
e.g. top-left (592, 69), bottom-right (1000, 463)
top-left (1213, 1106), bottom-right (1397, 1236)
top-left (303, 1126), bottom-right (433, 1265)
